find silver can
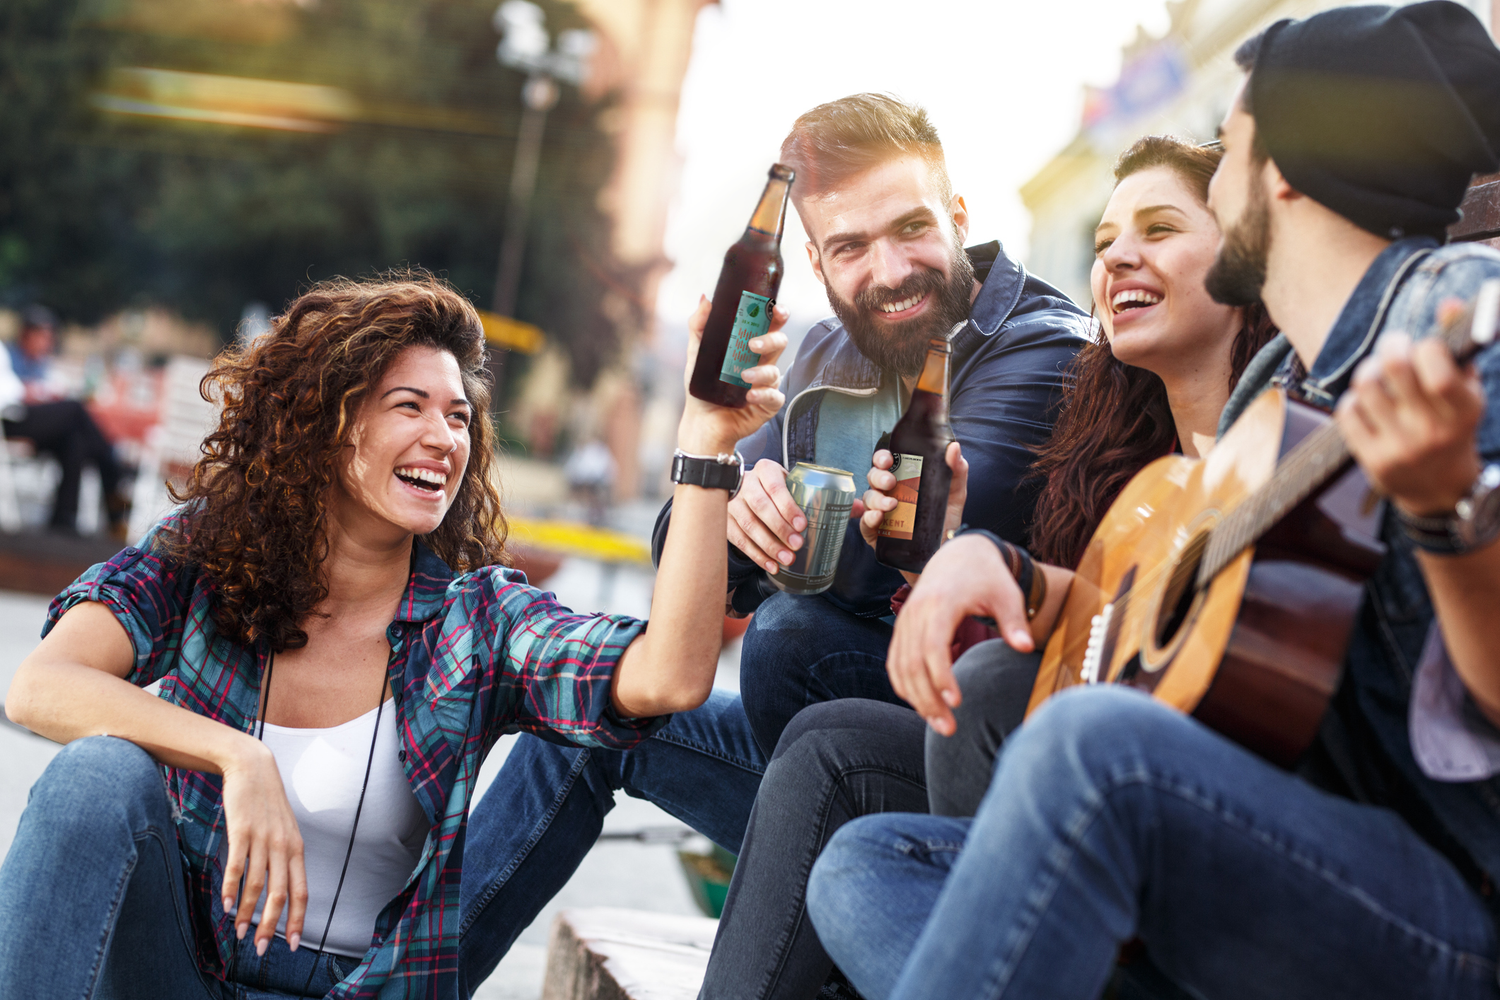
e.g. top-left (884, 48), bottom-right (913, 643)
top-left (771, 463), bottom-right (857, 596)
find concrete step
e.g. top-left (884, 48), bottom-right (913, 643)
top-left (541, 907), bottom-right (718, 1000)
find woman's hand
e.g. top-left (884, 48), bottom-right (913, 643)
top-left (885, 535), bottom-right (1035, 736)
top-left (220, 744), bottom-right (308, 956)
top-left (859, 441), bottom-right (968, 563)
top-left (677, 295), bottom-right (788, 455)
top-left (7, 600), bottom-right (313, 953)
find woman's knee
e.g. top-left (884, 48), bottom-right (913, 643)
top-left (950, 641), bottom-right (1041, 715)
top-left (28, 737), bottom-right (169, 841)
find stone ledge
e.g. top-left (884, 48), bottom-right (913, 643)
top-left (541, 907), bottom-right (718, 1000)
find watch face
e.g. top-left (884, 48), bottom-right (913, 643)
top-left (1459, 465), bottom-right (1500, 548)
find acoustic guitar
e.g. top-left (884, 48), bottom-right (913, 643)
top-left (1026, 280), bottom-right (1500, 766)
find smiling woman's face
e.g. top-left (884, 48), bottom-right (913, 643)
top-left (331, 345), bottom-right (472, 542)
top-left (1089, 165), bottom-right (1241, 375)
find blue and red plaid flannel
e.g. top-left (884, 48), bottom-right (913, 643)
top-left (44, 517), bottom-right (660, 998)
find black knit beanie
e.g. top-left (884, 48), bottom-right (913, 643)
top-left (1249, 1), bottom-right (1500, 239)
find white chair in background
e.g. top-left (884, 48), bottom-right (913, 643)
top-left (127, 356), bottom-right (218, 545)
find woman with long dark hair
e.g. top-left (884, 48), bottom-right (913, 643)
top-left (687, 135), bottom-right (1276, 1000)
top-left (0, 273), bottom-right (785, 999)
top-left (1027, 135), bottom-right (1274, 569)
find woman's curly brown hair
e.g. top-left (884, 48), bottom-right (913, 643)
top-left (162, 272), bottom-right (508, 652)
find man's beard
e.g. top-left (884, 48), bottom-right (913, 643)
top-left (826, 237), bottom-right (975, 377)
top-left (1205, 176), bottom-right (1271, 308)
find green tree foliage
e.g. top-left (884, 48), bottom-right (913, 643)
top-left (0, 0), bottom-right (624, 385)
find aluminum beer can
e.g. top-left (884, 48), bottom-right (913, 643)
top-left (771, 463), bottom-right (857, 596)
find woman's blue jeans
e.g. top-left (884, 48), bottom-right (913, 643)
top-left (808, 686), bottom-right (1500, 1000)
top-left (0, 737), bottom-right (357, 1000)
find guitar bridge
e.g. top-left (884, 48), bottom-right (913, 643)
top-left (1081, 602), bottom-right (1115, 685)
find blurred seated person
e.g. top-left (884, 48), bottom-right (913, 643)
top-left (3, 305), bottom-right (127, 536)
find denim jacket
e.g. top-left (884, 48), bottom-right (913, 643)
top-left (653, 241), bottom-right (1087, 617)
top-left (1218, 236), bottom-right (1500, 898)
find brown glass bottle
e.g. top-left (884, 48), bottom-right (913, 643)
top-left (875, 338), bottom-right (955, 572)
top-left (689, 164), bottom-right (794, 407)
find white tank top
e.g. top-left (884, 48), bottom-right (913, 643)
top-left (239, 700), bottom-right (428, 958)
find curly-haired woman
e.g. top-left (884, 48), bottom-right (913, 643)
top-left (0, 274), bottom-right (786, 1000)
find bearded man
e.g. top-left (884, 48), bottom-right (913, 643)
top-left (664, 93), bottom-right (1087, 755)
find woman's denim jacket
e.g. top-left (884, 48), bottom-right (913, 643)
top-left (1218, 236), bottom-right (1500, 890)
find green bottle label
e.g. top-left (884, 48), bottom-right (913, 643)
top-left (719, 291), bottom-right (772, 388)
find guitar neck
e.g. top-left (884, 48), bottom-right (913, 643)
top-left (1198, 279), bottom-right (1500, 587)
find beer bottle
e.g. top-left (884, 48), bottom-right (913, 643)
top-left (875, 337), bottom-right (955, 572)
top-left (689, 164), bottom-right (794, 407)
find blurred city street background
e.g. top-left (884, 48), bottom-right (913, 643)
top-left (2, 0), bottom-right (1497, 996)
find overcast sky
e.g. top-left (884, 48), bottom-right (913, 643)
top-left (655, 0), bottom-right (1173, 331)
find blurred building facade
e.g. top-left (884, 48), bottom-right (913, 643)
top-left (546, 0), bottom-right (715, 500)
top-left (1021, 0), bottom-right (1498, 309)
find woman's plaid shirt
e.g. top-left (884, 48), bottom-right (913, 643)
top-left (44, 521), bottom-right (660, 998)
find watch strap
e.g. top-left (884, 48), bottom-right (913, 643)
top-left (671, 449), bottom-right (744, 498)
top-left (1396, 464), bottom-right (1500, 555)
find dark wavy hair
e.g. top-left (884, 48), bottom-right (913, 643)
top-left (162, 272), bottom-right (508, 652)
top-left (1029, 136), bottom-right (1277, 569)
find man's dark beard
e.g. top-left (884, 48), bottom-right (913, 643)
top-left (1205, 175), bottom-right (1271, 308)
top-left (826, 239), bottom-right (975, 377)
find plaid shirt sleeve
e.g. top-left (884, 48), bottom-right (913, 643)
top-left (42, 520), bottom-right (193, 687)
top-left (457, 568), bottom-right (666, 750)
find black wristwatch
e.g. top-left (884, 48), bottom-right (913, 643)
top-left (671, 449), bottom-right (744, 499)
top-left (1397, 464), bottom-right (1500, 555)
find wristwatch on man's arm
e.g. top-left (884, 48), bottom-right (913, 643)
top-left (670, 449), bottom-right (744, 499)
top-left (1398, 464), bottom-right (1500, 555)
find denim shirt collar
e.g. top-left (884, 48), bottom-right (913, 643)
top-left (800, 240), bottom-right (1026, 395)
top-left (1297, 236), bottom-right (1441, 408)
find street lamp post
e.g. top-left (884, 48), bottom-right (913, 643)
top-left (491, 1), bottom-right (593, 318)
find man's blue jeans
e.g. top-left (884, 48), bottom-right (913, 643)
top-left (739, 592), bottom-right (898, 755)
top-left (808, 686), bottom-right (1500, 1000)
top-left (0, 737), bottom-right (358, 1000)
top-left (458, 690), bottom-right (767, 993)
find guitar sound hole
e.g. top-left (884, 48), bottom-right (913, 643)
top-left (1155, 531), bottom-right (1209, 649)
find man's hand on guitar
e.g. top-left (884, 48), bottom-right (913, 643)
top-left (886, 533), bottom-right (1033, 736)
top-left (1337, 331), bottom-right (1485, 517)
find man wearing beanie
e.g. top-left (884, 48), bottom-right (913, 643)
top-left (801, 5), bottom-right (1500, 998)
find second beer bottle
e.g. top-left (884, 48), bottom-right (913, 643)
top-left (875, 336), bottom-right (956, 572)
top-left (688, 164), bottom-right (795, 407)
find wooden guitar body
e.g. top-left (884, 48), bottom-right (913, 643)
top-left (1027, 388), bottom-right (1386, 766)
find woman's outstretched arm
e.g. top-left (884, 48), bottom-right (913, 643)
top-left (609, 296), bottom-right (787, 718)
top-left (5, 602), bottom-right (309, 955)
